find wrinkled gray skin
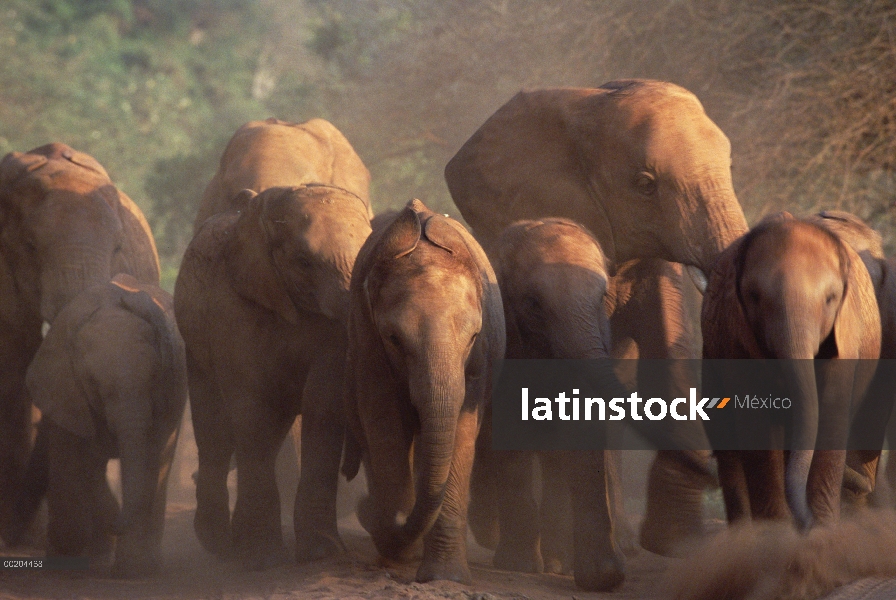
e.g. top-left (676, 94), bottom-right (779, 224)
top-left (0, 143), bottom-right (160, 535)
top-left (5, 274), bottom-right (185, 577)
top-left (342, 199), bottom-right (505, 584)
top-left (445, 80), bottom-right (743, 570)
top-left (493, 218), bottom-right (627, 592)
top-left (702, 213), bottom-right (881, 529)
top-left (806, 211), bottom-right (896, 504)
top-left (175, 185), bottom-right (371, 569)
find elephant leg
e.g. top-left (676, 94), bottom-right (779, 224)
top-left (491, 450), bottom-right (541, 573)
top-left (189, 363), bottom-right (235, 557)
top-left (416, 409), bottom-right (479, 584)
top-left (607, 450), bottom-right (637, 557)
top-left (715, 450), bottom-right (751, 523)
top-left (639, 450), bottom-right (712, 556)
top-left (294, 351), bottom-right (346, 563)
top-left (358, 407), bottom-right (415, 560)
top-left (742, 450), bottom-right (789, 521)
top-left (539, 451), bottom-right (572, 574)
top-left (807, 449), bottom-right (846, 525)
top-left (231, 408), bottom-right (290, 570)
top-left (113, 425), bottom-right (180, 578)
top-left (468, 407), bottom-right (500, 550)
top-left (44, 421), bottom-right (112, 557)
top-left (568, 449), bottom-right (625, 592)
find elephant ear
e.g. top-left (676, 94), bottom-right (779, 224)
top-left (702, 236), bottom-right (760, 358)
top-left (376, 202), bottom-right (422, 261)
top-left (225, 189), bottom-right (301, 324)
top-left (445, 88), bottom-right (614, 256)
top-left (101, 185), bottom-right (162, 285)
top-left (26, 304), bottom-right (95, 438)
top-left (0, 151), bottom-right (49, 188)
top-left (879, 257), bottom-right (896, 359)
top-left (834, 240), bottom-right (880, 359)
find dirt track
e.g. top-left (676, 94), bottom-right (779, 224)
top-left (0, 503), bottom-right (674, 600)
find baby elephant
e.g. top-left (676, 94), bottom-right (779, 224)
top-left (9, 274), bottom-right (187, 577)
top-left (342, 199), bottom-right (505, 584)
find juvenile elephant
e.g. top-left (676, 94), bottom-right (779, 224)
top-left (702, 213), bottom-right (881, 529)
top-left (493, 218), bottom-right (628, 591)
top-left (194, 117), bottom-right (372, 231)
top-left (5, 274), bottom-right (186, 577)
top-left (806, 211), bottom-right (896, 501)
top-left (0, 143), bottom-right (160, 533)
top-left (175, 184), bottom-right (371, 568)
top-left (342, 199), bottom-right (505, 584)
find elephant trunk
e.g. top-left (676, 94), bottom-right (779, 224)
top-left (691, 188), bottom-right (748, 273)
top-left (781, 355), bottom-right (819, 531)
top-left (395, 360), bottom-right (464, 553)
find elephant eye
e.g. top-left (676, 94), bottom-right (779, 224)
top-left (387, 333), bottom-right (402, 349)
top-left (635, 171), bottom-right (657, 196)
top-left (825, 292), bottom-right (838, 305)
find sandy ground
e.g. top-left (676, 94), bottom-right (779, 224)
top-left (0, 503), bottom-right (675, 600)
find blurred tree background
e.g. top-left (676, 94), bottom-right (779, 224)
top-left (1, 0), bottom-right (894, 289)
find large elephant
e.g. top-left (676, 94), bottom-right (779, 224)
top-left (175, 184), bottom-right (371, 569)
top-left (3, 274), bottom-right (186, 577)
top-left (444, 79), bottom-right (745, 564)
top-left (493, 218), bottom-right (628, 591)
top-left (194, 117), bottom-right (372, 231)
top-left (0, 143), bottom-right (160, 534)
top-left (341, 199), bottom-right (505, 584)
top-left (701, 213), bottom-right (881, 529)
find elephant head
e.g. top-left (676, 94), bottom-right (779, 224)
top-left (0, 143), bottom-right (160, 324)
top-left (195, 118), bottom-right (372, 231)
top-left (224, 185), bottom-right (372, 324)
top-left (496, 218), bottom-right (612, 361)
top-left (703, 213), bottom-right (881, 528)
top-left (445, 80), bottom-right (748, 274)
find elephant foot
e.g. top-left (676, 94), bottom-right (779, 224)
top-left (415, 556), bottom-right (472, 585)
top-left (493, 541), bottom-right (543, 574)
top-left (358, 496), bottom-right (415, 561)
top-left (193, 510), bottom-right (232, 557)
top-left (574, 554), bottom-right (625, 592)
top-left (295, 529), bottom-right (345, 563)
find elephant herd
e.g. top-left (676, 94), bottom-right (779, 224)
top-left (0, 78), bottom-right (894, 594)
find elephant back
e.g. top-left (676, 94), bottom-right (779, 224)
top-left (195, 118), bottom-right (372, 231)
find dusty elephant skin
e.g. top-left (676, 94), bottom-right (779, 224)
top-left (702, 213), bottom-right (881, 530)
top-left (0, 143), bottom-right (160, 538)
top-left (193, 117), bottom-right (372, 232)
top-left (492, 218), bottom-right (627, 591)
top-left (175, 184), bottom-right (372, 570)
top-left (444, 79), bottom-right (744, 569)
top-left (4, 274), bottom-right (186, 578)
top-left (342, 199), bottom-right (505, 585)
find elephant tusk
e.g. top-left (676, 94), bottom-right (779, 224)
top-left (686, 265), bottom-right (708, 294)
